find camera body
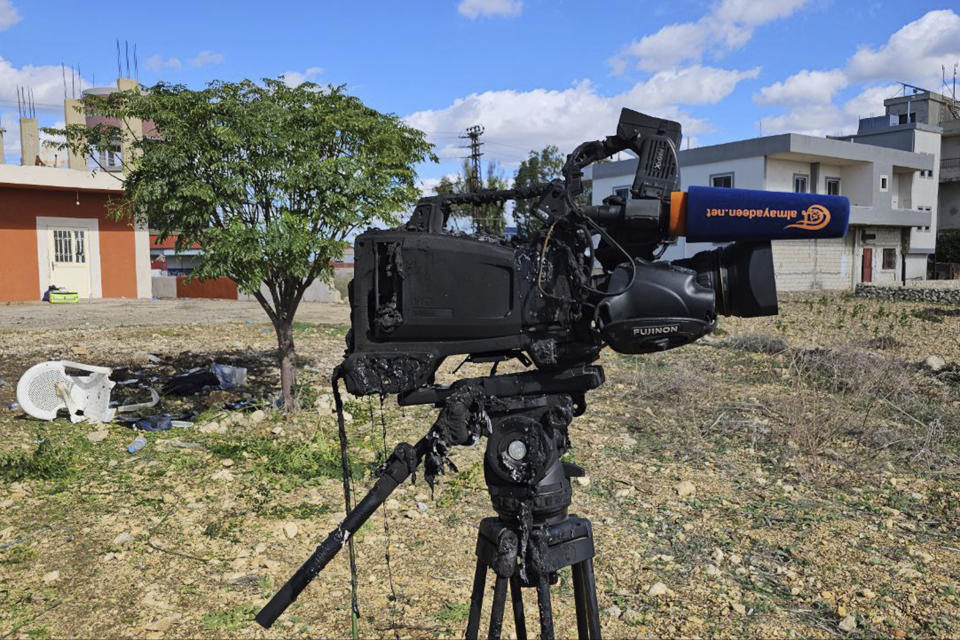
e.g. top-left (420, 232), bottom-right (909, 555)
top-left (339, 110), bottom-right (782, 399)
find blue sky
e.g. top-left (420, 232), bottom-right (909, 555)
top-left (2, 0), bottom-right (959, 189)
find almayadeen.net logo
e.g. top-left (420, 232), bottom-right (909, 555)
top-left (704, 203), bottom-right (831, 231)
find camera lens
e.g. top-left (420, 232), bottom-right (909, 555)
top-left (675, 241), bottom-right (779, 318)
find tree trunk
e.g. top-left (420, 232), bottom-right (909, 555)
top-left (276, 319), bottom-right (298, 411)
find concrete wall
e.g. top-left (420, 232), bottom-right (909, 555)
top-left (765, 158), bottom-right (813, 193)
top-left (152, 276), bottom-right (177, 299)
top-left (678, 156), bottom-right (765, 190)
top-left (176, 276), bottom-right (238, 299)
top-left (0, 185), bottom-right (140, 301)
top-left (908, 128), bottom-right (941, 252)
top-left (860, 226), bottom-right (905, 285)
top-left (772, 236), bottom-right (854, 292)
top-left (939, 182), bottom-right (960, 231)
top-left (237, 279), bottom-right (341, 304)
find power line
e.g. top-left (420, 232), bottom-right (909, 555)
top-left (459, 124), bottom-right (485, 221)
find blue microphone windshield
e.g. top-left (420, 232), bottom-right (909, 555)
top-left (684, 186), bottom-right (849, 243)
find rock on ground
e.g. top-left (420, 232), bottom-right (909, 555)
top-left (675, 480), bottom-right (696, 498)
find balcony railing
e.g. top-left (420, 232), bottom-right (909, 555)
top-left (942, 157), bottom-right (960, 182)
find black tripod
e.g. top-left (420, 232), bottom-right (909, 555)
top-left (465, 496), bottom-right (602, 640)
top-left (256, 366), bottom-right (606, 639)
top-left (459, 385), bottom-right (602, 640)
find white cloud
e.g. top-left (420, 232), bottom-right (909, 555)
top-left (189, 50), bottom-right (225, 68)
top-left (0, 0), bottom-right (20, 31)
top-left (1, 111), bottom-right (19, 159)
top-left (758, 104), bottom-right (852, 137)
top-left (417, 175), bottom-right (462, 197)
top-left (755, 9), bottom-right (960, 137)
top-left (406, 66), bottom-right (758, 164)
top-left (623, 65), bottom-right (760, 107)
top-left (280, 66), bottom-right (324, 87)
top-left (754, 69), bottom-right (847, 106)
top-left (457, 0), bottom-right (522, 19)
top-left (38, 119), bottom-right (66, 167)
top-left (0, 56), bottom-right (88, 112)
top-left (145, 55), bottom-right (182, 72)
top-left (610, 0), bottom-right (808, 72)
top-left (0, 112), bottom-right (68, 166)
top-left (846, 9), bottom-right (960, 88)
top-left (842, 83), bottom-right (901, 120)
top-left (758, 84), bottom-right (902, 137)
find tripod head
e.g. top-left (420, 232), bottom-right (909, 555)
top-left (400, 365), bottom-right (603, 524)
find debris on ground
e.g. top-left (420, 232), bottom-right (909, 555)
top-left (0, 295), bottom-right (957, 638)
top-left (127, 434), bottom-right (147, 454)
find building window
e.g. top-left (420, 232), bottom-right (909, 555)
top-left (882, 248), bottom-right (896, 270)
top-left (880, 175), bottom-right (888, 191)
top-left (826, 177), bottom-right (841, 195)
top-left (613, 186), bottom-right (630, 200)
top-left (73, 230), bottom-right (86, 264)
top-left (710, 173), bottom-right (734, 188)
top-left (793, 174), bottom-right (809, 193)
top-left (53, 229), bottom-right (73, 263)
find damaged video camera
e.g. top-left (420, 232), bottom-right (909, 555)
top-left (257, 108), bottom-right (850, 632)
top-left (341, 109), bottom-right (785, 399)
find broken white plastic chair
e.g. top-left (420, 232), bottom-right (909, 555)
top-left (17, 361), bottom-right (117, 423)
top-left (17, 361), bottom-right (161, 424)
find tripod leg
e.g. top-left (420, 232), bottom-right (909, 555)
top-left (509, 574), bottom-right (527, 640)
top-left (574, 559), bottom-right (602, 639)
top-left (466, 559), bottom-right (487, 640)
top-left (487, 576), bottom-right (509, 640)
top-left (536, 575), bottom-right (555, 640)
top-left (572, 564), bottom-right (589, 639)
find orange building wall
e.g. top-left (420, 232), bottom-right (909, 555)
top-left (0, 186), bottom-right (137, 301)
top-left (175, 276), bottom-right (238, 299)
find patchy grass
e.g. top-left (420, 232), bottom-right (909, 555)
top-left (0, 296), bottom-right (958, 639)
top-left (434, 601), bottom-right (471, 623)
top-left (201, 605), bottom-right (259, 632)
top-left (0, 427), bottom-right (93, 482)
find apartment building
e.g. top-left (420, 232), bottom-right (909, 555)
top-left (593, 109), bottom-right (939, 291)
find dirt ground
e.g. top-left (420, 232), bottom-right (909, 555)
top-left (0, 299), bottom-right (349, 330)
top-left (0, 294), bottom-right (958, 639)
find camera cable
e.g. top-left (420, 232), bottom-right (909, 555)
top-left (332, 369), bottom-right (361, 640)
top-left (371, 397), bottom-right (402, 640)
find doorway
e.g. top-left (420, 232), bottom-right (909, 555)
top-left (861, 248), bottom-right (873, 283)
top-left (48, 228), bottom-right (92, 297)
top-left (36, 217), bottom-right (102, 299)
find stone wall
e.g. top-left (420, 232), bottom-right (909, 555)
top-left (855, 283), bottom-right (960, 304)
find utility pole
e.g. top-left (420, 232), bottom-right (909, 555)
top-left (460, 124), bottom-right (484, 223)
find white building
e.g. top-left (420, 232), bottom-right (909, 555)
top-left (593, 118), bottom-right (939, 291)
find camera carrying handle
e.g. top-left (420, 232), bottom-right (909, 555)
top-left (563, 108), bottom-right (681, 201)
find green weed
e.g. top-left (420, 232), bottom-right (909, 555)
top-left (435, 460), bottom-right (483, 508)
top-left (201, 605), bottom-right (258, 632)
top-left (434, 601), bottom-right (471, 623)
top-left (0, 429), bottom-right (90, 482)
top-left (206, 430), bottom-right (366, 481)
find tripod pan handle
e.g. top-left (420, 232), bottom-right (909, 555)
top-left (255, 528), bottom-right (346, 628)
